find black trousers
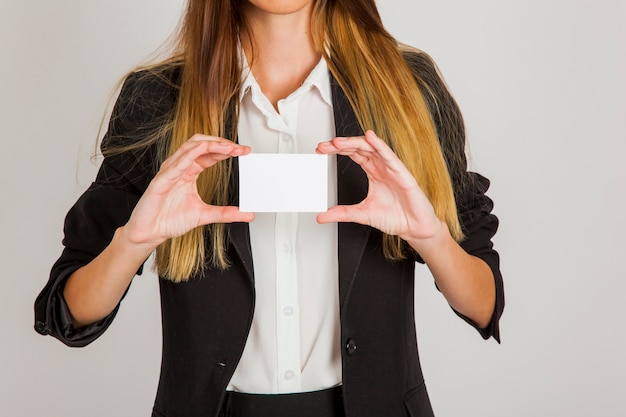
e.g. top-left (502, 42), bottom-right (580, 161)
top-left (219, 386), bottom-right (345, 417)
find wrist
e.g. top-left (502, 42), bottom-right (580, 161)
top-left (114, 225), bottom-right (161, 256)
top-left (403, 220), bottom-right (453, 261)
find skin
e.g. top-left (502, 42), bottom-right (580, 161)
top-left (316, 131), bottom-right (495, 327)
top-left (63, 137), bottom-right (254, 326)
top-left (239, 0), bottom-right (320, 107)
top-left (64, 0), bottom-right (495, 330)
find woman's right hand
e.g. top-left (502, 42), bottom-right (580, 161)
top-left (121, 134), bottom-right (254, 250)
top-left (64, 134), bottom-right (254, 327)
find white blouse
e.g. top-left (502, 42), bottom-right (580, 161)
top-left (227, 57), bottom-right (341, 394)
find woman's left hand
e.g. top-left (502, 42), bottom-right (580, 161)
top-left (318, 131), bottom-right (496, 328)
top-left (316, 130), bottom-right (446, 245)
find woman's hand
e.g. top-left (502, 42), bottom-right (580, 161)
top-left (122, 134), bottom-right (254, 249)
top-left (63, 135), bottom-right (254, 327)
top-left (317, 130), bottom-right (496, 328)
top-left (316, 130), bottom-right (446, 248)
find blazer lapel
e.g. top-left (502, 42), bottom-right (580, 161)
top-left (330, 75), bottom-right (372, 309)
top-left (227, 127), bottom-right (255, 285)
top-left (229, 222), bottom-right (254, 283)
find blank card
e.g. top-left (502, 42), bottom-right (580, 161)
top-left (238, 154), bottom-right (328, 212)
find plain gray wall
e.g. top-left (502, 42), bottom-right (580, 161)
top-left (2, 0), bottom-right (625, 416)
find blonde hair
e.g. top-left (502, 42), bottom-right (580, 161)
top-left (111, 0), bottom-right (464, 282)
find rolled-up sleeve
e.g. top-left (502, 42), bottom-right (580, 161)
top-left (34, 184), bottom-right (143, 346)
top-left (34, 69), bottom-right (175, 346)
top-left (456, 173), bottom-right (504, 342)
top-left (407, 50), bottom-right (504, 342)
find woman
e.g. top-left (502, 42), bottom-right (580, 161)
top-left (35, 1), bottom-right (504, 416)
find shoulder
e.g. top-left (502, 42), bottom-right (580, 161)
top-left (104, 63), bottom-right (182, 148)
top-left (400, 47), bottom-right (468, 182)
top-left (400, 48), bottom-right (442, 88)
top-left (114, 63), bottom-right (183, 123)
top-left (99, 63), bottom-right (183, 182)
top-left (399, 47), bottom-right (456, 117)
top-left (400, 47), bottom-right (437, 74)
top-left (122, 63), bottom-right (182, 97)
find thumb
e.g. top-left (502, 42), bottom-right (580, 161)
top-left (317, 205), bottom-right (367, 225)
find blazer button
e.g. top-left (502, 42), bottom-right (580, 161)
top-left (345, 338), bottom-right (357, 356)
top-left (35, 321), bottom-right (49, 335)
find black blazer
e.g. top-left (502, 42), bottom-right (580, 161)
top-left (35, 52), bottom-right (504, 417)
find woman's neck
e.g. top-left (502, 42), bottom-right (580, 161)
top-left (240, 3), bottom-right (321, 108)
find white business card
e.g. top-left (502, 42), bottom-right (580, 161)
top-left (238, 154), bottom-right (328, 212)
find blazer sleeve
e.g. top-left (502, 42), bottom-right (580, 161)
top-left (33, 69), bottom-right (176, 347)
top-left (406, 51), bottom-right (505, 343)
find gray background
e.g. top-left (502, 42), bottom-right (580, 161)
top-left (1, 0), bottom-right (625, 416)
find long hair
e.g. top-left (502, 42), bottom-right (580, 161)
top-left (127, 0), bottom-right (464, 282)
top-left (151, 0), bottom-right (244, 280)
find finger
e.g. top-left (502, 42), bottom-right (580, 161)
top-left (357, 131), bottom-right (417, 182)
top-left (188, 133), bottom-right (224, 142)
top-left (319, 134), bottom-right (399, 170)
top-left (328, 131), bottom-right (401, 168)
top-left (187, 135), bottom-right (251, 158)
top-left (317, 204), bottom-right (369, 225)
top-left (317, 136), bottom-right (377, 154)
top-left (317, 138), bottom-right (378, 167)
top-left (156, 141), bottom-right (218, 182)
top-left (165, 136), bottom-right (249, 168)
top-left (339, 151), bottom-right (371, 167)
top-left (194, 143), bottom-right (251, 167)
top-left (161, 140), bottom-right (249, 182)
top-left (316, 140), bottom-right (340, 154)
top-left (160, 140), bottom-right (220, 172)
top-left (198, 205), bottom-right (255, 225)
top-left (363, 130), bottom-right (403, 167)
top-left (150, 141), bottom-right (250, 198)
